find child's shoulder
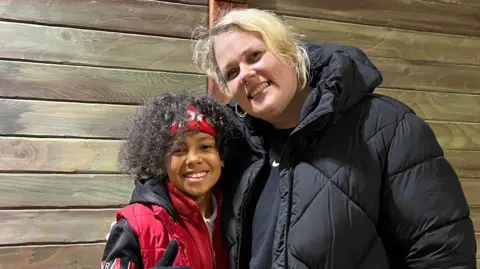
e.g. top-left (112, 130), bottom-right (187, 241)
top-left (117, 203), bottom-right (175, 231)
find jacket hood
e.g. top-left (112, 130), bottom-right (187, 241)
top-left (228, 42), bottom-right (383, 133)
top-left (129, 177), bottom-right (178, 221)
top-left (298, 42), bottom-right (383, 129)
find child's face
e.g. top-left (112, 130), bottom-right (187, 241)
top-left (165, 131), bottom-right (222, 200)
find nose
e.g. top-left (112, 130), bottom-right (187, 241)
top-left (240, 63), bottom-right (256, 85)
top-left (185, 149), bottom-right (201, 165)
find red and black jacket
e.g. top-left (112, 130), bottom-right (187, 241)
top-left (100, 178), bottom-right (228, 269)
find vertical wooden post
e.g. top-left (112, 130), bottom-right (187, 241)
top-left (207, 0), bottom-right (247, 104)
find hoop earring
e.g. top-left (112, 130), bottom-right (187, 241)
top-left (235, 104), bottom-right (247, 118)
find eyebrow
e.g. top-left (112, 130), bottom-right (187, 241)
top-left (196, 136), bottom-right (215, 143)
top-left (220, 46), bottom-right (255, 74)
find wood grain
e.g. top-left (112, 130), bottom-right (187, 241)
top-left (423, 0), bottom-right (480, 9)
top-left (285, 16), bottom-right (480, 66)
top-left (429, 122), bottom-right (480, 151)
top-left (0, 0), bottom-right (207, 38)
top-left (2, 98), bottom-right (479, 145)
top-left (1, 137), bottom-right (477, 177)
top-left (471, 206), bottom-right (480, 231)
top-left (0, 174), bottom-right (132, 208)
top-left (0, 209), bottom-right (116, 245)
top-left (0, 137), bottom-right (121, 173)
top-left (445, 150), bottom-right (480, 178)
top-left (461, 178), bottom-right (480, 206)
top-left (0, 243), bottom-right (105, 269)
top-left (0, 21), bottom-right (197, 73)
top-left (0, 99), bottom-right (136, 138)
top-left (376, 88), bottom-right (480, 122)
top-left (174, 0), bottom-right (209, 4)
top-left (0, 61), bottom-right (206, 104)
top-left (373, 57), bottom-right (480, 94)
top-left (249, 0), bottom-right (480, 37)
top-left (478, 234), bottom-right (480, 258)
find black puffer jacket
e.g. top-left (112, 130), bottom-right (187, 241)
top-left (221, 43), bottom-right (477, 269)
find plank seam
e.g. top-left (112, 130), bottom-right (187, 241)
top-left (0, 240), bottom-right (107, 248)
top-left (0, 134), bottom-right (126, 140)
top-left (371, 56), bottom-right (480, 69)
top-left (0, 58), bottom-right (205, 76)
top-left (415, 0), bottom-right (480, 10)
top-left (0, 242), bottom-right (106, 249)
top-left (0, 205), bottom-right (126, 210)
top-left (378, 87), bottom-right (480, 97)
top-left (0, 208), bottom-right (120, 212)
top-left (0, 170), bottom-right (125, 175)
top-left (280, 14), bottom-right (480, 40)
top-left (0, 16), bottom-right (207, 40)
top-left (150, 0), bottom-right (209, 7)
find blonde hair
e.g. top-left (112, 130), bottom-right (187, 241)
top-left (192, 8), bottom-right (309, 93)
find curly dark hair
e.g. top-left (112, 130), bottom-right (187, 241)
top-left (119, 93), bottom-right (238, 179)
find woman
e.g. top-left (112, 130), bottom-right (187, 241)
top-left (192, 8), bottom-right (476, 269)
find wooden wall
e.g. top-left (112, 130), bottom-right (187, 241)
top-left (0, 0), bottom-right (208, 268)
top-left (247, 0), bottom-right (480, 265)
top-left (0, 0), bottom-right (478, 268)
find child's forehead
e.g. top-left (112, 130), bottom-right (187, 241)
top-left (171, 131), bottom-right (215, 144)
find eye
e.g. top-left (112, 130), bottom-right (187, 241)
top-left (200, 144), bottom-right (214, 151)
top-left (171, 147), bottom-right (186, 155)
top-left (226, 67), bottom-right (239, 81)
top-left (250, 51), bottom-right (263, 62)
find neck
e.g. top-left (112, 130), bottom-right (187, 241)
top-left (269, 87), bottom-right (312, 129)
top-left (193, 191), bottom-right (213, 218)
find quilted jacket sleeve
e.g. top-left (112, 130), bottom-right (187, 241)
top-left (101, 218), bottom-right (144, 269)
top-left (381, 112), bottom-right (477, 268)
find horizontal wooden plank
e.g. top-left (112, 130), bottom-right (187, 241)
top-left (0, 138), bottom-right (477, 175)
top-left (6, 58), bottom-right (479, 106)
top-left (0, 137), bottom-right (121, 173)
top-left (0, 61), bottom-right (206, 104)
top-left (478, 234), bottom-right (480, 258)
top-left (175, 0), bottom-right (208, 4)
top-left (429, 122), bottom-right (480, 151)
top-left (376, 88), bottom-right (480, 123)
top-left (0, 99), bottom-right (135, 138)
top-left (0, 209), bottom-right (115, 245)
top-left (445, 150), bottom-right (480, 178)
top-left (0, 21), bottom-right (197, 73)
top-left (0, 0), bottom-right (207, 37)
top-left (0, 174), bottom-right (132, 208)
top-left (250, 0), bottom-right (480, 38)
top-left (0, 243), bottom-right (105, 269)
top-left (471, 206), bottom-right (480, 232)
top-left (424, 0), bottom-right (480, 9)
top-left (373, 57), bottom-right (480, 94)
top-left (461, 178), bottom-right (480, 206)
top-left (3, 99), bottom-right (480, 148)
top-left (0, 173), bottom-right (475, 210)
top-left (285, 16), bottom-right (480, 66)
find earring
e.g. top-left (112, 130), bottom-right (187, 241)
top-left (235, 103), bottom-right (247, 118)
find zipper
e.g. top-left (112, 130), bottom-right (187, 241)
top-left (281, 113), bottom-right (334, 269)
top-left (234, 158), bottom-right (267, 269)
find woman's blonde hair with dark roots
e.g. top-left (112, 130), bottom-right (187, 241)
top-left (192, 8), bottom-right (309, 93)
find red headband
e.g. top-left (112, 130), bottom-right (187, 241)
top-left (170, 105), bottom-right (217, 137)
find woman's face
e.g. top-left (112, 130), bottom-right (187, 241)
top-left (214, 30), bottom-right (298, 123)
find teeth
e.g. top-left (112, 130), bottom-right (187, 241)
top-left (250, 81), bottom-right (271, 99)
top-left (184, 171), bottom-right (207, 178)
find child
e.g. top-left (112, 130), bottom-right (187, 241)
top-left (101, 93), bottom-right (237, 269)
